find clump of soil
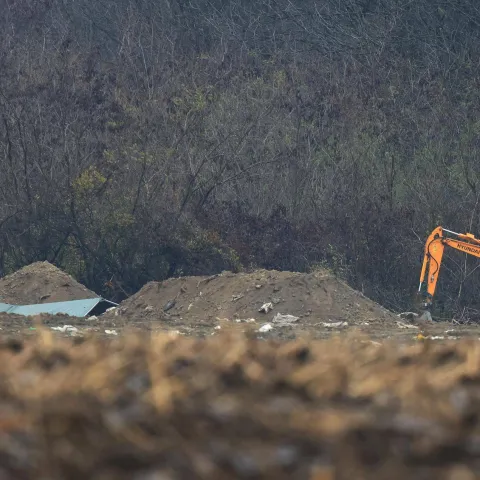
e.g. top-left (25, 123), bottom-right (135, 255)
top-left (107, 269), bottom-right (397, 332)
top-left (0, 261), bottom-right (97, 305)
top-left (0, 331), bottom-right (479, 478)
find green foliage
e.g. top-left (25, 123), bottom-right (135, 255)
top-left (73, 167), bottom-right (107, 195)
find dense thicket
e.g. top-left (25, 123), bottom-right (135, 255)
top-left (1, 0), bottom-right (480, 318)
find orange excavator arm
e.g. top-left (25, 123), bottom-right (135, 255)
top-left (418, 226), bottom-right (480, 309)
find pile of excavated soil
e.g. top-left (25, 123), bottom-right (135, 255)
top-left (0, 331), bottom-right (480, 479)
top-left (105, 269), bottom-right (399, 336)
top-left (0, 261), bottom-right (97, 305)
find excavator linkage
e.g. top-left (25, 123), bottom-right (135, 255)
top-left (417, 226), bottom-right (480, 315)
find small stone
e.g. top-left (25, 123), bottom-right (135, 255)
top-left (163, 300), bottom-right (176, 312)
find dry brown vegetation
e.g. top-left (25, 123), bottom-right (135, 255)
top-left (0, 330), bottom-right (479, 479)
top-left (2, 1), bottom-right (480, 320)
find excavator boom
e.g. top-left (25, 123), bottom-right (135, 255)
top-left (418, 226), bottom-right (480, 310)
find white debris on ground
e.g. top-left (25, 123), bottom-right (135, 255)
top-left (321, 321), bottom-right (348, 328)
top-left (258, 302), bottom-right (273, 313)
top-left (258, 323), bottom-right (273, 333)
top-left (104, 329), bottom-right (118, 335)
top-left (272, 313), bottom-right (299, 326)
top-left (51, 325), bottom-right (78, 334)
top-left (427, 335), bottom-right (459, 341)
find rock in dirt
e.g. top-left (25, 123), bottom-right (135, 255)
top-left (163, 299), bottom-right (176, 312)
top-left (0, 262), bottom-right (97, 305)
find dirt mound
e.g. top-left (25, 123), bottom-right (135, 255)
top-left (107, 269), bottom-right (397, 336)
top-left (0, 261), bottom-right (97, 305)
top-left (0, 331), bottom-right (479, 479)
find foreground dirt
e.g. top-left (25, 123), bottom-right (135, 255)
top-left (0, 262), bottom-right (97, 305)
top-left (0, 331), bottom-right (479, 479)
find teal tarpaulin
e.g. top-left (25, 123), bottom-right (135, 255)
top-left (0, 298), bottom-right (117, 317)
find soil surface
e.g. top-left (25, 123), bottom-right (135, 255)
top-left (99, 269), bottom-right (480, 342)
top-left (1, 331), bottom-right (480, 479)
top-left (0, 264), bottom-right (479, 343)
top-left (0, 262), bottom-right (98, 305)
top-left (105, 269), bottom-right (395, 329)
